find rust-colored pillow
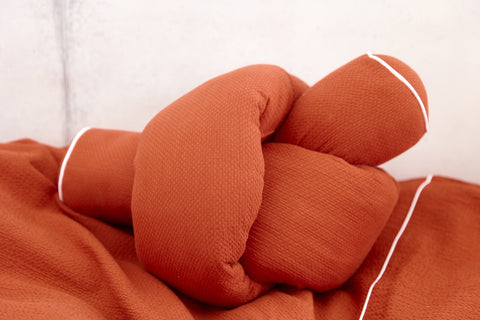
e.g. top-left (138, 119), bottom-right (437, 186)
top-left (59, 54), bottom-right (428, 307)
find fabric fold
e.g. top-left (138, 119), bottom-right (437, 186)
top-left (59, 128), bottom-right (140, 225)
top-left (2, 140), bottom-right (479, 319)
top-left (56, 55), bottom-right (429, 307)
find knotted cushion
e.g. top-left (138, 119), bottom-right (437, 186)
top-left (58, 54), bottom-right (428, 307)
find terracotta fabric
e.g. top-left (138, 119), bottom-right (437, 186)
top-left (1, 54), bottom-right (479, 318)
top-left (61, 129), bottom-right (139, 225)
top-left (273, 54), bottom-right (428, 165)
top-left (1, 144), bottom-right (479, 319)
top-left (61, 55), bottom-right (426, 307)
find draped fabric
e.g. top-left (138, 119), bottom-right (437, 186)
top-left (1, 54), bottom-right (478, 319)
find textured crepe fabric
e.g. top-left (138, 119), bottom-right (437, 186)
top-left (1, 141), bottom-right (479, 319)
top-left (1, 54), bottom-right (479, 318)
top-left (62, 54), bottom-right (426, 306)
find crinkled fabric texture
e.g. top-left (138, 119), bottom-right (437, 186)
top-left (1, 55), bottom-right (479, 318)
top-left (1, 141), bottom-right (479, 319)
top-left (60, 54), bottom-right (428, 307)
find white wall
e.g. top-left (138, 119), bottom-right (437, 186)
top-left (1, 0), bottom-right (479, 183)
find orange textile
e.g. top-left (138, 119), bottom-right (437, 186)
top-left (1, 54), bottom-right (479, 319)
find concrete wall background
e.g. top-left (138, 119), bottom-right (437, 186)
top-left (1, 0), bottom-right (479, 183)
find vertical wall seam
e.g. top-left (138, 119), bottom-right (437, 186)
top-left (53, 0), bottom-right (72, 144)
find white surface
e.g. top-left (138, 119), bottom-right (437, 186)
top-left (0, 0), bottom-right (65, 146)
top-left (1, 0), bottom-right (479, 184)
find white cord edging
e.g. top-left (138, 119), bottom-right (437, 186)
top-left (58, 127), bottom-right (91, 203)
top-left (358, 174), bottom-right (433, 320)
top-left (366, 52), bottom-right (429, 133)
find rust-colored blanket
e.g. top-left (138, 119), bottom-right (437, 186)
top-left (1, 54), bottom-right (479, 319)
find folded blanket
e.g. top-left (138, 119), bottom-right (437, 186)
top-left (1, 54), bottom-right (479, 319)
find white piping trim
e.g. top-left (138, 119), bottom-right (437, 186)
top-left (358, 174), bottom-right (433, 320)
top-left (366, 52), bottom-right (429, 133)
top-left (58, 127), bottom-right (91, 203)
